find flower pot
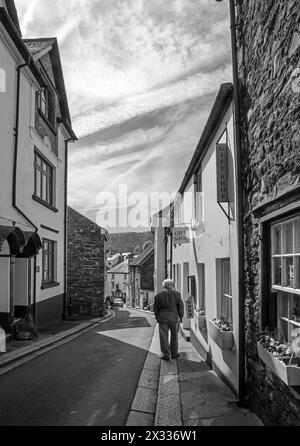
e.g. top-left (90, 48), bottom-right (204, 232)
top-left (194, 312), bottom-right (206, 330)
top-left (257, 342), bottom-right (300, 386)
top-left (209, 320), bottom-right (233, 350)
top-left (17, 331), bottom-right (32, 341)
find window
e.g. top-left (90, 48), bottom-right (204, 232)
top-left (38, 87), bottom-right (49, 118)
top-left (112, 274), bottom-right (115, 280)
top-left (188, 275), bottom-right (196, 307)
top-left (34, 152), bottom-right (54, 205)
top-left (195, 169), bottom-right (204, 222)
top-left (42, 239), bottom-right (56, 284)
top-left (271, 214), bottom-right (300, 342)
top-left (111, 282), bottom-right (115, 289)
top-left (197, 263), bottom-right (206, 311)
top-left (124, 274), bottom-right (127, 280)
top-left (0, 68), bottom-right (6, 93)
top-left (219, 259), bottom-right (232, 322)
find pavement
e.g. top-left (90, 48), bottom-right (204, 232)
top-left (0, 307), bottom-right (263, 426)
top-left (126, 313), bottom-right (264, 427)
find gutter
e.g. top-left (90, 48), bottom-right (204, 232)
top-left (13, 58), bottom-right (38, 232)
top-left (228, 0), bottom-right (245, 404)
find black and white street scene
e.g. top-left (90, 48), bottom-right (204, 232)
top-left (0, 0), bottom-right (300, 431)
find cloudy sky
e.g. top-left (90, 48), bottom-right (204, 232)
top-left (15, 0), bottom-right (232, 232)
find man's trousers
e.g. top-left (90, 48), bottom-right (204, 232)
top-left (158, 320), bottom-right (180, 359)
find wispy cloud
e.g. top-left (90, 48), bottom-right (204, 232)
top-left (15, 0), bottom-right (231, 230)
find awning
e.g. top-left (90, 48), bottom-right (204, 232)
top-left (0, 226), bottom-right (42, 256)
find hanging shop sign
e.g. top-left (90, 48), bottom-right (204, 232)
top-left (172, 227), bottom-right (190, 245)
top-left (216, 143), bottom-right (229, 203)
top-left (185, 295), bottom-right (194, 319)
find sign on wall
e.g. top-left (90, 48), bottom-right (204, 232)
top-left (185, 295), bottom-right (194, 319)
top-left (172, 227), bottom-right (190, 245)
top-left (216, 143), bottom-right (229, 203)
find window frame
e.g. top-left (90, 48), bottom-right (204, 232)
top-left (269, 213), bottom-right (300, 342)
top-left (42, 238), bottom-right (57, 285)
top-left (39, 87), bottom-right (49, 118)
top-left (217, 258), bottom-right (232, 322)
top-left (34, 150), bottom-right (55, 207)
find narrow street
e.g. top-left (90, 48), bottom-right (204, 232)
top-left (0, 309), bottom-right (156, 426)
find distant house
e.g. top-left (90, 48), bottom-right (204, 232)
top-left (106, 259), bottom-right (130, 303)
top-left (106, 253), bottom-right (123, 269)
top-left (152, 205), bottom-right (173, 295)
top-left (67, 207), bottom-right (108, 317)
top-left (129, 245), bottom-right (154, 309)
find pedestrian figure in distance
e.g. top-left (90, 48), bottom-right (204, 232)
top-left (153, 279), bottom-right (184, 361)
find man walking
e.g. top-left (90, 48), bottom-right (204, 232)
top-left (153, 279), bottom-right (184, 361)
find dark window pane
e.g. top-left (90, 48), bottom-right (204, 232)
top-left (273, 258), bottom-right (282, 286)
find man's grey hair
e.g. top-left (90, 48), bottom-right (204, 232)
top-left (162, 279), bottom-right (175, 290)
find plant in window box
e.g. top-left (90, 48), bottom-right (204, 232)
top-left (291, 303), bottom-right (300, 322)
top-left (257, 331), bottom-right (300, 386)
top-left (195, 308), bottom-right (206, 329)
top-left (209, 317), bottom-right (233, 350)
top-left (12, 314), bottom-right (39, 341)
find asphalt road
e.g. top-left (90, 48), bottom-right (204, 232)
top-left (0, 308), bottom-right (156, 426)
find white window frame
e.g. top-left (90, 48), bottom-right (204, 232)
top-left (271, 214), bottom-right (300, 342)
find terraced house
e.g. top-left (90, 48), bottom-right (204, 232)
top-left (0, 0), bottom-right (77, 332)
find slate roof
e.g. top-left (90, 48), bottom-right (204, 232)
top-left (107, 259), bottom-right (130, 275)
top-left (24, 38), bottom-right (56, 58)
top-left (130, 245), bottom-right (154, 267)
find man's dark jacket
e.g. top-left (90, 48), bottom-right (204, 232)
top-left (153, 289), bottom-right (184, 323)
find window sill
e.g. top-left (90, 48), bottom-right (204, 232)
top-left (41, 282), bottom-right (60, 290)
top-left (32, 195), bottom-right (58, 213)
top-left (38, 109), bottom-right (57, 135)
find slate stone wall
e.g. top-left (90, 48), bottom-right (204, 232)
top-left (237, 0), bottom-right (300, 425)
top-left (67, 207), bottom-right (106, 317)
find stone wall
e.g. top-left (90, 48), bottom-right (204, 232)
top-left (140, 252), bottom-right (154, 291)
top-left (237, 0), bottom-right (300, 425)
top-left (67, 207), bottom-right (106, 317)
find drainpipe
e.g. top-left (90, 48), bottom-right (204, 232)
top-left (63, 137), bottom-right (74, 319)
top-left (216, 0), bottom-right (245, 404)
top-left (13, 58), bottom-right (38, 232)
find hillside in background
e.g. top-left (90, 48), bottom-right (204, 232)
top-left (106, 231), bottom-right (154, 254)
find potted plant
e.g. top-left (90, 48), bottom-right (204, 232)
top-left (12, 314), bottom-right (39, 341)
top-left (209, 317), bottom-right (234, 350)
top-left (257, 333), bottom-right (300, 386)
top-left (194, 308), bottom-right (206, 329)
top-left (291, 302), bottom-right (300, 322)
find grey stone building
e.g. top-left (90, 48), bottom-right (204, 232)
top-left (237, 0), bottom-right (300, 425)
top-left (67, 207), bottom-right (107, 317)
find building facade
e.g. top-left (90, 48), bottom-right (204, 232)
top-left (129, 246), bottom-right (154, 309)
top-left (152, 206), bottom-right (172, 295)
top-left (106, 259), bottom-right (130, 303)
top-left (236, 0), bottom-right (300, 425)
top-left (0, 1), bottom-right (76, 331)
top-left (67, 207), bottom-right (107, 317)
top-left (171, 84), bottom-right (241, 393)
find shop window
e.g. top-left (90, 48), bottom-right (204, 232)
top-left (271, 214), bottom-right (300, 342)
top-left (42, 239), bottom-right (56, 284)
